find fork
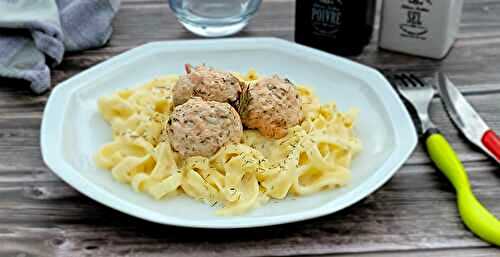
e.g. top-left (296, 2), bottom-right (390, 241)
top-left (389, 73), bottom-right (500, 246)
top-left (391, 73), bottom-right (437, 135)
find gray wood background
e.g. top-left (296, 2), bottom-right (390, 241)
top-left (1, 0), bottom-right (499, 256)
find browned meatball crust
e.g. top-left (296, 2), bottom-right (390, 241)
top-left (239, 75), bottom-right (302, 139)
top-left (166, 97), bottom-right (243, 157)
top-left (172, 64), bottom-right (242, 106)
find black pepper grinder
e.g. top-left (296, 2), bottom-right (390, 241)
top-left (295, 0), bottom-right (376, 56)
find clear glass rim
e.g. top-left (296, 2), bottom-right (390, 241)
top-left (168, 0), bottom-right (262, 26)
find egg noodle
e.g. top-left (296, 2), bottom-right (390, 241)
top-left (95, 70), bottom-right (362, 215)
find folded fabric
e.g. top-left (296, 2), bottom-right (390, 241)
top-left (0, 0), bottom-right (121, 94)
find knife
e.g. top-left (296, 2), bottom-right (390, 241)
top-left (437, 73), bottom-right (500, 163)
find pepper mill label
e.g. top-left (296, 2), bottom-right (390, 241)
top-left (311, 0), bottom-right (343, 37)
top-left (295, 0), bottom-right (376, 56)
top-left (400, 0), bottom-right (432, 40)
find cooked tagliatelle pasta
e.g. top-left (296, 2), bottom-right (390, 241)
top-left (95, 70), bottom-right (362, 215)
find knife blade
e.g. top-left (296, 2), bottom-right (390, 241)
top-left (437, 72), bottom-right (500, 162)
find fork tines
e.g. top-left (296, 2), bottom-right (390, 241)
top-left (387, 73), bottom-right (426, 88)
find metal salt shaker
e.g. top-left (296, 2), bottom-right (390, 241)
top-left (379, 0), bottom-right (464, 59)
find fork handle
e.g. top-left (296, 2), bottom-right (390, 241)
top-left (425, 130), bottom-right (500, 246)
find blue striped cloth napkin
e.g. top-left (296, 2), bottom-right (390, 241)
top-left (0, 0), bottom-right (121, 93)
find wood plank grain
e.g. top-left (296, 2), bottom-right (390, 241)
top-left (108, 1), bottom-right (294, 46)
top-left (0, 161), bottom-right (498, 257)
top-left (1, 0), bottom-right (500, 256)
top-left (322, 247), bottom-right (500, 257)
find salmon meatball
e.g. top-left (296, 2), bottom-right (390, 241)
top-left (172, 64), bottom-right (242, 106)
top-left (166, 97), bottom-right (243, 157)
top-left (239, 75), bottom-right (302, 139)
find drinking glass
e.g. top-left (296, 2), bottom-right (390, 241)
top-left (168, 0), bottom-right (262, 37)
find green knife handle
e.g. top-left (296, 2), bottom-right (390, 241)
top-left (425, 130), bottom-right (500, 246)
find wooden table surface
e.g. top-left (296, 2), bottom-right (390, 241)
top-left (1, 0), bottom-right (500, 256)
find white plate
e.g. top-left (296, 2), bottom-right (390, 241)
top-left (41, 38), bottom-right (417, 228)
